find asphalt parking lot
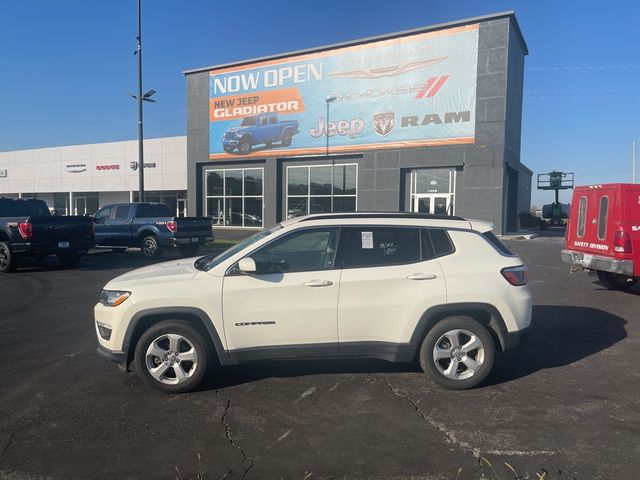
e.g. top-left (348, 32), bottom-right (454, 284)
top-left (1, 238), bottom-right (639, 480)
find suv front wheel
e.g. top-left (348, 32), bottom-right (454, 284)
top-left (134, 320), bottom-right (210, 393)
top-left (419, 316), bottom-right (495, 390)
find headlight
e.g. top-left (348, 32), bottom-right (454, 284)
top-left (99, 290), bottom-right (131, 307)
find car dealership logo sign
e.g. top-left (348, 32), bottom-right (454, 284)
top-left (65, 163), bottom-right (87, 173)
top-left (96, 164), bottom-right (120, 171)
top-left (373, 112), bottom-right (395, 137)
top-left (130, 161), bottom-right (156, 171)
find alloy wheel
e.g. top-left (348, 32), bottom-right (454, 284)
top-left (145, 333), bottom-right (199, 385)
top-left (432, 328), bottom-right (485, 381)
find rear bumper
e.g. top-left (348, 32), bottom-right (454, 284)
top-left (167, 236), bottom-right (214, 247)
top-left (10, 239), bottom-right (95, 255)
top-left (561, 249), bottom-right (634, 276)
top-left (502, 325), bottom-right (532, 351)
top-left (96, 345), bottom-right (128, 372)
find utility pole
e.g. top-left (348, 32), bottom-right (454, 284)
top-left (136, 0), bottom-right (145, 202)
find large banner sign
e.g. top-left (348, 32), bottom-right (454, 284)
top-left (209, 24), bottom-right (478, 159)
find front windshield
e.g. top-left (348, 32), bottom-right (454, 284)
top-left (240, 116), bottom-right (257, 127)
top-left (195, 224), bottom-right (282, 271)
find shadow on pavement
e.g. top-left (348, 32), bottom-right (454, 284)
top-left (486, 304), bottom-right (627, 386)
top-left (200, 305), bottom-right (627, 390)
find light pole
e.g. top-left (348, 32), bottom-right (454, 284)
top-left (325, 96), bottom-right (337, 158)
top-left (131, 0), bottom-right (156, 202)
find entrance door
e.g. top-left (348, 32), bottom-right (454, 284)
top-left (75, 196), bottom-right (87, 216)
top-left (177, 199), bottom-right (187, 217)
top-left (413, 194), bottom-right (450, 215)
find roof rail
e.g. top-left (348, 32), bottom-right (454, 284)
top-left (298, 212), bottom-right (466, 222)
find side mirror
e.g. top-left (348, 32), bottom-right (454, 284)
top-left (238, 257), bottom-right (257, 274)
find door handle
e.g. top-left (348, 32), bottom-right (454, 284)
top-left (303, 279), bottom-right (334, 287)
top-left (407, 273), bottom-right (438, 280)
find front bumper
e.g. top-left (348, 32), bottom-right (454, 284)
top-left (96, 345), bottom-right (128, 371)
top-left (222, 139), bottom-right (240, 147)
top-left (561, 249), bottom-right (634, 276)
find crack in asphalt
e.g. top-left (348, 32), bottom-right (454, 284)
top-left (0, 432), bottom-right (16, 461)
top-left (366, 371), bottom-right (482, 458)
top-left (217, 392), bottom-right (254, 480)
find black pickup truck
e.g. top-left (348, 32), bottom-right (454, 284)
top-left (0, 198), bottom-right (95, 273)
top-left (93, 202), bottom-right (213, 259)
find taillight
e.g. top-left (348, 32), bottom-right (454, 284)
top-left (167, 221), bottom-right (177, 233)
top-left (501, 265), bottom-right (528, 286)
top-left (18, 222), bottom-right (33, 239)
top-left (614, 228), bottom-right (632, 253)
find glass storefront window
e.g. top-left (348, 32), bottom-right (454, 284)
top-left (205, 168), bottom-right (264, 228)
top-left (410, 168), bottom-right (456, 216)
top-left (286, 164), bottom-right (357, 218)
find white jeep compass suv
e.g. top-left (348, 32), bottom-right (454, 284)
top-left (95, 213), bottom-right (532, 393)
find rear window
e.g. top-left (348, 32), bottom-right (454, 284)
top-left (597, 196), bottom-right (608, 240)
top-left (577, 196), bottom-right (587, 238)
top-left (136, 203), bottom-right (172, 217)
top-left (482, 231), bottom-right (513, 256)
top-left (0, 199), bottom-right (49, 217)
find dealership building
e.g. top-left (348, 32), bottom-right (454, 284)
top-left (184, 11), bottom-right (531, 234)
top-left (0, 136), bottom-right (188, 216)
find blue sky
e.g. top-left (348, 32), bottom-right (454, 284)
top-left (1, 0), bottom-right (638, 206)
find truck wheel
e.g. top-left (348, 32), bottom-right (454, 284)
top-left (178, 244), bottom-right (199, 257)
top-left (134, 320), bottom-right (210, 393)
top-left (0, 242), bottom-right (17, 273)
top-left (281, 130), bottom-right (293, 147)
top-left (141, 235), bottom-right (162, 260)
top-left (597, 271), bottom-right (637, 291)
top-left (419, 316), bottom-right (495, 390)
top-left (238, 137), bottom-right (252, 154)
top-left (223, 145), bottom-right (235, 153)
top-left (57, 252), bottom-right (82, 268)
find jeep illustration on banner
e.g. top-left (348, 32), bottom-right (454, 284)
top-left (209, 24), bottom-right (478, 159)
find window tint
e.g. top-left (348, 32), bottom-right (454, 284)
top-left (137, 203), bottom-right (172, 217)
top-left (577, 196), bottom-right (587, 238)
top-left (251, 228), bottom-right (339, 274)
top-left (428, 229), bottom-right (455, 257)
top-left (95, 207), bottom-right (113, 221)
top-left (341, 227), bottom-right (421, 268)
top-left (115, 206), bottom-right (130, 220)
top-left (269, 116), bottom-right (277, 125)
top-left (598, 196), bottom-right (608, 240)
top-left (482, 231), bottom-right (513, 256)
top-left (0, 199), bottom-right (49, 217)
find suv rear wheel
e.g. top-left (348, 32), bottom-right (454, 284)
top-left (419, 316), bottom-right (495, 390)
top-left (134, 320), bottom-right (210, 393)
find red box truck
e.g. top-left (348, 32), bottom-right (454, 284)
top-left (561, 183), bottom-right (640, 291)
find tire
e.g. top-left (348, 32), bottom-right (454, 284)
top-left (281, 130), bottom-right (293, 147)
top-left (223, 145), bottom-right (235, 153)
top-left (178, 244), bottom-right (199, 258)
top-left (141, 235), bottom-right (162, 260)
top-left (238, 136), bottom-right (252, 154)
top-left (597, 270), bottom-right (637, 291)
top-left (134, 320), bottom-right (210, 394)
top-left (57, 251), bottom-right (82, 268)
top-left (419, 316), bottom-right (495, 390)
top-left (0, 242), bottom-right (17, 273)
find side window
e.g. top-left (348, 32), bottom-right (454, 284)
top-left (251, 228), bottom-right (339, 274)
top-left (421, 228), bottom-right (456, 259)
top-left (95, 207), bottom-right (113, 221)
top-left (269, 116), bottom-right (277, 125)
top-left (577, 196), bottom-right (587, 238)
top-left (341, 227), bottom-right (421, 268)
top-left (260, 116), bottom-right (268, 126)
top-left (597, 196), bottom-right (608, 240)
top-left (136, 204), bottom-right (150, 217)
top-left (115, 206), bottom-right (130, 220)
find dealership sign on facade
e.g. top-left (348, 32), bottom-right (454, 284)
top-left (209, 24), bottom-right (478, 159)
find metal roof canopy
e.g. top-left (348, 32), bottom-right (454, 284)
top-left (182, 11), bottom-right (527, 76)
